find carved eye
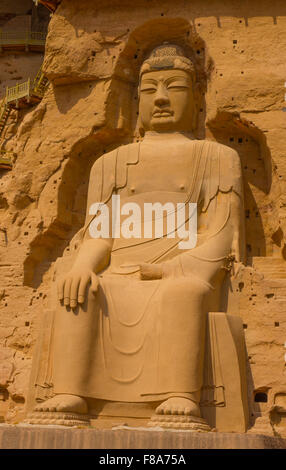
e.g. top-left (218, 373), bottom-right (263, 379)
top-left (140, 87), bottom-right (157, 94)
top-left (167, 84), bottom-right (189, 91)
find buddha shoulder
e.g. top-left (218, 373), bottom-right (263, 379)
top-left (185, 139), bottom-right (240, 161)
top-left (90, 148), bottom-right (117, 177)
top-left (90, 142), bottom-right (140, 176)
top-left (208, 140), bottom-right (240, 159)
top-left (195, 140), bottom-right (242, 176)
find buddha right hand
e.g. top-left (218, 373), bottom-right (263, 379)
top-left (140, 263), bottom-right (163, 280)
top-left (57, 269), bottom-right (99, 308)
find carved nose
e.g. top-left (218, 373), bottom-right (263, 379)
top-left (154, 84), bottom-right (169, 106)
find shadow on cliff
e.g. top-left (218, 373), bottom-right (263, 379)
top-left (207, 111), bottom-right (275, 260)
top-left (52, 80), bottom-right (96, 115)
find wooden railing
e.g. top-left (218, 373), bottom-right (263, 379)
top-left (3, 68), bottom-right (48, 105)
top-left (0, 66), bottom-right (49, 169)
top-left (32, 67), bottom-right (49, 97)
top-left (0, 99), bottom-right (7, 118)
top-left (0, 98), bottom-right (11, 138)
top-left (6, 80), bottom-right (31, 103)
top-left (0, 30), bottom-right (46, 48)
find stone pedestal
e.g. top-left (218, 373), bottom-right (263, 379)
top-left (0, 425), bottom-right (285, 449)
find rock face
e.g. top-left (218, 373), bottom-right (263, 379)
top-left (0, 0), bottom-right (286, 437)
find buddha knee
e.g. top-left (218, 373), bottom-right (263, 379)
top-left (161, 277), bottom-right (209, 304)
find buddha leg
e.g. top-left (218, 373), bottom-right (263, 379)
top-left (153, 276), bottom-right (210, 418)
top-left (52, 283), bottom-right (101, 397)
top-left (34, 283), bottom-right (101, 414)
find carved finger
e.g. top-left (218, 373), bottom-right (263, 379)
top-left (57, 277), bottom-right (65, 301)
top-left (78, 274), bottom-right (90, 304)
top-left (91, 272), bottom-right (99, 295)
top-left (63, 277), bottom-right (72, 306)
top-left (70, 277), bottom-right (80, 308)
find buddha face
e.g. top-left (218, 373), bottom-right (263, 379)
top-left (139, 68), bottom-right (195, 133)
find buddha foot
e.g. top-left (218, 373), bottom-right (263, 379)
top-left (25, 394), bottom-right (90, 427)
top-left (155, 397), bottom-right (200, 416)
top-left (148, 397), bottom-right (211, 431)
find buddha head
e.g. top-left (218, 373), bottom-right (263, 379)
top-left (138, 43), bottom-right (197, 133)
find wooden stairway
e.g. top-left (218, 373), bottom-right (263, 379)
top-left (32, 68), bottom-right (49, 97)
top-left (0, 100), bottom-right (11, 139)
top-left (0, 67), bottom-right (49, 171)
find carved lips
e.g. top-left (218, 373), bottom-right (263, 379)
top-left (152, 108), bottom-right (174, 117)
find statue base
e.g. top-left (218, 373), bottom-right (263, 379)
top-left (25, 411), bottom-right (91, 427)
top-left (148, 414), bottom-right (211, 431)
top-left (1, 424), bottom-right (286, 449)
top-left (25, 409), bottom-right (211, 432)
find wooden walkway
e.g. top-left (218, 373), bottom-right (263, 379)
top-left (0, 31), bottom-right (46, 53)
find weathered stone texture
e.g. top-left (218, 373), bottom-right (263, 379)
top-left (0, 425), bottom-right (285, 449)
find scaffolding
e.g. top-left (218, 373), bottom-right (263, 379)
top-left (0, 30), bottom-right (46, 52)
top-left (0, 68), bottom-right (49, 171)
top-left (3, 70), bottom-right (49, 107)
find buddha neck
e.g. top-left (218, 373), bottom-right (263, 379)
top-left (143, 131), bottom-right (195, 143)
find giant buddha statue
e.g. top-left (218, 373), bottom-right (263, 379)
top-left (27, 44), bottom-right (248, 431)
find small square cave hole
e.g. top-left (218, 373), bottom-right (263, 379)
top-left (254, 391), bottom-right (268, 403)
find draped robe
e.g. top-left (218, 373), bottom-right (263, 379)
top-left (43, 139), bottom-right (244, 403)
